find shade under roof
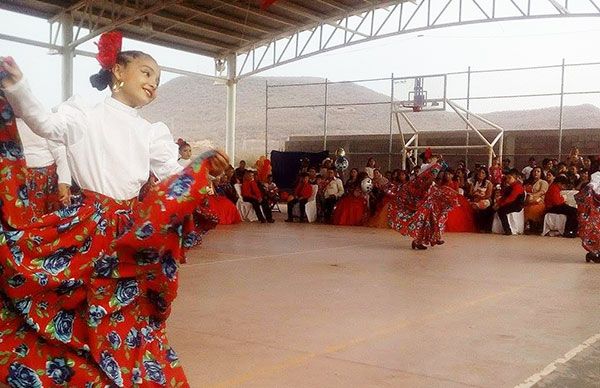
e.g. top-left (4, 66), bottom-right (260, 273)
top-left (0, 0), bottom-right (407, 59)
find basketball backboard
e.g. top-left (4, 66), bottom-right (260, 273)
top-left (393, 74), bottom-right (447, 112)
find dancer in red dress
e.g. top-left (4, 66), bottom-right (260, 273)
top-left (576, 172), bottom-right (600, 263)
top-left (0, 32), bottom-right (227, 387)
top-left (388, 156), bottom-right (459, 250)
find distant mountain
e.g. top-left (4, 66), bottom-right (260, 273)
top-left (140, 76), bottom-right (600, 161)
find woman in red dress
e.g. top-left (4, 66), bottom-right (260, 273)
top-left (576, 172), bottom-right (600, 263)
top-left (0, 36), bottom-right (227, 387)
top-left (440, 169), bottom-right (476, 233)
top-left (332, 172), bottom-right (368, 226)
top-left (388, 156), bottom-right (459, 250)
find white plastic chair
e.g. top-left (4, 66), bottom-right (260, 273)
top-left (292, 184), bottom-right (319, 223)
top-left (492, 209), bottom-right (525, 235)
top-left (234, 184), bottom-right (258, 222)
top-left (542, 213), bottom-right (567, 236)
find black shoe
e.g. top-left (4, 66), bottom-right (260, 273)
top-left (411, 241), bottom-right (427, 250)
top-left (564, 231), bottom-right (577, 238)
top-left (267, 219), bottom-right (275, 223)
top-left (434, 240), bottom-right (445, 245)
top-left (586, 252), bottom-right (600, 263)
top-left (299, 218), bottom-right (308, 223)
top-left (260, 219), bottom-right (267, 224)
top-left (503, 231), bottom-right (512, 236)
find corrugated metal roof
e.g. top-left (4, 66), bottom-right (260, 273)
top-left (0, 0), bottom-right (407, 58)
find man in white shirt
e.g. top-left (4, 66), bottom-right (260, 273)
top-left (323, 167), bottom-right (344, 222)
top-left (521, 157), bottom-right (536, 181)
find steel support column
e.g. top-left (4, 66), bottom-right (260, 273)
top-left (225, 54), bottom-right (237, 163)
top-left (61, 14), bottom-right (74, 102)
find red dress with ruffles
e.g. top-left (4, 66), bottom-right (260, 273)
top-left (0, 95), bottom-right (216, 387)
top-left (576, 185), bottom-right (600, 255)
top-left (388, 164), bottom-right (460, 246)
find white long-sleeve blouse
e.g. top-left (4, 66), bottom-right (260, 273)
top-left (4, 79), bottom-right (182, 200)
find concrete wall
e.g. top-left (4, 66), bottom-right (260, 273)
top-left (283, 128), bottom-right (600, 171)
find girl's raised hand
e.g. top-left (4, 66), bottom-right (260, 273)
top-left (0, 56), bottom-right (23, 89)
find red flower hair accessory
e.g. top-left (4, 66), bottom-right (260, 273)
top-left (95, 31), bottom-right (123, 70)
top-left (424, 148), bottom-right (433, 160)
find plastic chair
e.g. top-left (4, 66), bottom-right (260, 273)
top-left (492, 209), bottom-right (525, 235)
top-left (542, 213), bottom-right (567, 236)
top-left (234, 184), bottom-right (258, 222)
top-left (292, 185), bottom-right (319, 223)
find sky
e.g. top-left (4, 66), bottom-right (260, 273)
top-left (1, 8), bottom-right (599, 114)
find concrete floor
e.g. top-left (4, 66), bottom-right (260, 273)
top-left (167, 216), bottom-right (600, 388)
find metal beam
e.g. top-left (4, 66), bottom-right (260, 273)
top-left (236, 0), bottom-right (600, 78)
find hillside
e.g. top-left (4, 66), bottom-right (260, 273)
top-left (140, 76), bottom-right (600, 160)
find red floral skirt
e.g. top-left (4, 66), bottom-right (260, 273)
top-left (26, 163), bottom-right (60, 219)
top-left (388, 166), bottom-right (459, 246)
top-left (0, 96), bottom-right (216, 387)
top-left (576, 187), bottom-right (600, 254)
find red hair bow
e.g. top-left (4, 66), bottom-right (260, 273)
top-left (95, 31), bottom-right (123, 70)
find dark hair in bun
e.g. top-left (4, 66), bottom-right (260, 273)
top-left (89, 50), bottom-right (155, 91)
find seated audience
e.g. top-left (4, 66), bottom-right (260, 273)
top-left (333, 173), bottom-right (369, 226)
top-left (323, 167), bottom-right (345, 222)
top-left (493, 169), bottom-right (525, 235)
top-left (489, 157), bottom-right (504, 187)
top-left (469, 167), bottom-right (494, 231)
top-left (264, 174), bottom-right (280, 207)
top-left (442, 169), bottom-right (476, 233)
top-left (286, 173), bottom-right (313, 223)
top-left (545, 175), bottom-right (578, 238)
top-left (523, 166), bottom-right (548, 230)
top-left (575, 169), bottom-right (590, 191)
top-left (521, 157), bottom-right (536, 181)
top-left (364, 157), bottom-right (377, 179)
top-left (345, 168), bottom-right (359, 190)
top-left (242, 171), bottom-right (274, 223)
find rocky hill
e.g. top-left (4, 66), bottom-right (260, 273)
top-left (140, 75), bottom-right (600, 161)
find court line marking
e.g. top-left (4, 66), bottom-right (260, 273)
top-left (514, 333), bottom-right (600, 388)
top-left (184, 242), bottom-right (385, 266)
top-left (207, 284), bottom-right (526, 387)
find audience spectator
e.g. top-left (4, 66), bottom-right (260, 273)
top-left (555, 162), bottom-right (568, 176)
top-left (493, 169), bottom-right (525, 235)
top-left (364, 157), bottom-right (377, 179)
top-left (332, 172), bottom-right (369, 226)
top-left (264, 174), bottom-right (280, 207)
top-left (370, 168), bottom-right (389, 213)
top-left (582, 157), bottom-right (592, 173)
top-left (566, 146), bottom-right (584, 168)
top-left (323, 167), bottom-right (345, 222)
top-left (541, 158), bottom-right (554, 177)
top-left (566, 165), bottom-right (580, 189)
top-left (575, 169), bottom-right (590, 191)
top-left (545, 175), bottom-right (578, 238)
top-left (307, 166), bottom-right (318, 184)
top-left (469, 167), bottom-right (494, 231)
top-left (489, 157), bottom-right (503, 187)
top-left (384, 170), bottom-right (392, 181)
top-left (545, 169), bottom-right (556, 186)
top-left (501, 158), bottom-right (512, 174)
top-left (241, 171), bottom-right (274, 223)
top-left (234, 160), bottom-right (247, 181)
top-left (319, 158), bottom-right (332, 177)
top-left (345, 168), bottom-right (359, 190)
top-left (216, 174), bottom-right (239, 205)
top-left (521, 157), bottom-right (536, 181)
top-left (523, 166), bottom-right (548, 230)
top-left (286, 173), bottom-right (313, 223)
